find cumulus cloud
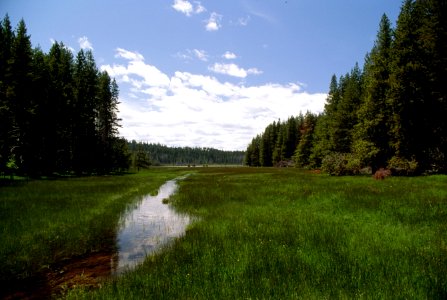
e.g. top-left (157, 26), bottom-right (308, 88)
top-left (78, 36), bottom-right (93, 50)
top-left (101, 48), bottom-right (170, 88)
top-left (101, 49), bottom-right (327, 150)
top-left (172, 0), bottom-right (205, 16)
top-left (205, 12), bottom-right (222, 31)
top-left (222, 51), bottom-right (237, 60)
top-left (209, 63), bottom-right (262, 78)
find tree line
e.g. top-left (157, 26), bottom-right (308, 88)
top-left (0, 16), bottom-right (129, 177)
top-left (245, 0), bottom-right (447, 175)
top-left (129, 141), bottom-right (245, 167)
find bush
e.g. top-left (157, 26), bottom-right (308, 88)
top-left (387, 156), bottom-right (419, 176)
top-left (321, 153), bottom-right (361, 176)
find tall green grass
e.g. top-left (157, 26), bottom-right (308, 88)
top-left (0, 168), bottom-right (190, 282)
top-left (70, 168), bottom-right (447, 299)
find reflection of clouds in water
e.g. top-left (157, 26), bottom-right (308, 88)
top-left (114, 178), bottom-right (191, 274)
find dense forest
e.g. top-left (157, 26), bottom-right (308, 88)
top-left (0, 16), bottom-right (129, 176)
top-left (245, 0), bottom-right (447, 175)
top-left (129, 141), bottom-right (244, 167)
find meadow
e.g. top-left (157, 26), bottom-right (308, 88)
top-left (0, 168), bottom-right (190, 297)
top-left (1, 167), bottom-right (447, 298)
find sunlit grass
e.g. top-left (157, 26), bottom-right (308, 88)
top-left (0, 168), bottom-right (190, 282)
top-left (69, 168), bottom-right (447, 299)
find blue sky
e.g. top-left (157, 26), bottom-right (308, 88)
top-left (1, 0), bottom-right (402, 150)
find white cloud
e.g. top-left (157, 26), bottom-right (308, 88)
top-left (101, 49), bottom-right (327, 150)
top-left (194, 2), bottom-right (206, 14)
top-left (101, 48), bottom-right (170, 88)
top-left (222, 51), bottom-right (237, 60)
top-left (172, 0), bottom-right (205, 16)
top-left (192, 49), bottom-right (208, 61)
top-left (237, 16), bottom-right (250, 26)
top-left (205, 12), bottom-right (222, 31)
top-left (175, 49), bottom-right (208, 62)
top-left (209, 63), bottom-right (262, 78)
top-left (78, 36), bottom-right (93, 51)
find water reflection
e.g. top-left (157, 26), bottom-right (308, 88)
top-left (114, 176), bottom-right (190, 274)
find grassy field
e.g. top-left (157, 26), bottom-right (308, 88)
top-left (67, 167), bottom-right (447, 299)
top-left (2, 167), bottom-right (447, 298)
top-left (0, 169), bottom-right (190, 285)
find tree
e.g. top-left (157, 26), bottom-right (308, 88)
top-left (293, 112), bottom-right (317, 168)
top-left (6, 19), bottom-right (35, 175)
top-left (353, 14), bottom-right (393, 172)
top-left (72, 49), bottom-right (99, 174)
top-left (389, 0), bottom-right (447, 172)
top-left (0, 15), bottom-right (14, 175)
top-left (96, 72), bottom-right (121, 172)
top-left (46, 42), bottom-right (75, 174)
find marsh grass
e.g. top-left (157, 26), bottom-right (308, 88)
top-left (0, 168), bottom-right (190, 283)
top-left (69, 167), bottom-right (447, 299)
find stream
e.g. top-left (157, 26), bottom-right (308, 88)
top-left (3, 175), bottom-right (192, 299)
top-left (114, 175), bottom-right (191, 274)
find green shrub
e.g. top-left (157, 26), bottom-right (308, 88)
top-left (387, 156), bottom-right (419, 176)
top-left (322, 153), bottom-right (361, 176)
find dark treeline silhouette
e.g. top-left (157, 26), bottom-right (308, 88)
top-left (245, 0), bottom-right (447, 175)
top-left (0, 16), bottom-right (129, 177)
top-left (129, 141), bottom-right (245, 167)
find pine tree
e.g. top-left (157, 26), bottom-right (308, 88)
top-left (332, 64), bottom-right (363, 153)
top-left (72, 49), bottom-right (99, 174)
top-left (6, 19), bottom-right (35, 175)
top-left (96, 71), bottom-right (121, 172)
top-left (293, 112), bottom-right (317, 167)
top-left (46, 42), bottom-right (75, 174)
top-left (389, 0), bottom-right (447, 172)
top-left (353, 14), bottom-right (393, 172)
top-left (0, 15), bottom-right (14, 175)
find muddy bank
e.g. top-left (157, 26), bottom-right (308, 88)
top-left (1, 250), bottom-right (116, 299)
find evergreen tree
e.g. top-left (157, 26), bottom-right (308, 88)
top-left (293, 112), bottom-right (317, 168)
top-left (353, 14), bottom-right (393, 172)
top-left (6, 19), bottom-right (35, 175)
top-left (96, 72), bottom-right (121, 172)
top-left (0, 15), bottom-right (14, 175)
top-left (389, 0), bottom-right (447, 172)
top-left (72, 50), bottom-right (99, 174)
top-left (332, 64), bottom-right (363, 153)
top-left (46, 42), bottom-right (75, 174)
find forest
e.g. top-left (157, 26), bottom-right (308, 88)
top-left (245, 0), bottom-right (447, 175)
top-left (0, 16), bottom-right (245, 176)
top-left (0, 15), bottom-right (129, 176)
top-left (128, 141), bottom-right (244, 167)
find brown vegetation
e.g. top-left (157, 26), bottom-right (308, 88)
top-left (373, 168), bottom-right (392, 180)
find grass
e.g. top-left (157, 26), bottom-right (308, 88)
top-left (67, 167), bottom-right (447, 299)
top-left (0, 168), bottom-right (190, 283)
top-left (1, 167), bottom-right (446, 298)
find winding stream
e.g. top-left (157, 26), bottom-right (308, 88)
top-left (114, 175), bottom-right (191, 274)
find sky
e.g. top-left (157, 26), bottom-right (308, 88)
top-left (1, 0), bottom-right (402, 150)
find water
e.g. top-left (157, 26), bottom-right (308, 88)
top-left (114, 176), bottom-right (191, 274)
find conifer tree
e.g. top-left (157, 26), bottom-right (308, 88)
top-left (72, 50), bottom-right (99, 173)
top-left (46, 42), bottom-right (75, 173)
top-left (7, 19), bottom-right (34, 175)
top-left (293, 112), bottom-right (317, 167)
top-left (0, 15), bottom-right (14, 174)
top-left (353, 14), bottom-right (393, 172)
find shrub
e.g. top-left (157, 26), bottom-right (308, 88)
top-left (321, 153), bottom-right (361, 176)
top-left (387, 156), bottom-right (419, 176)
